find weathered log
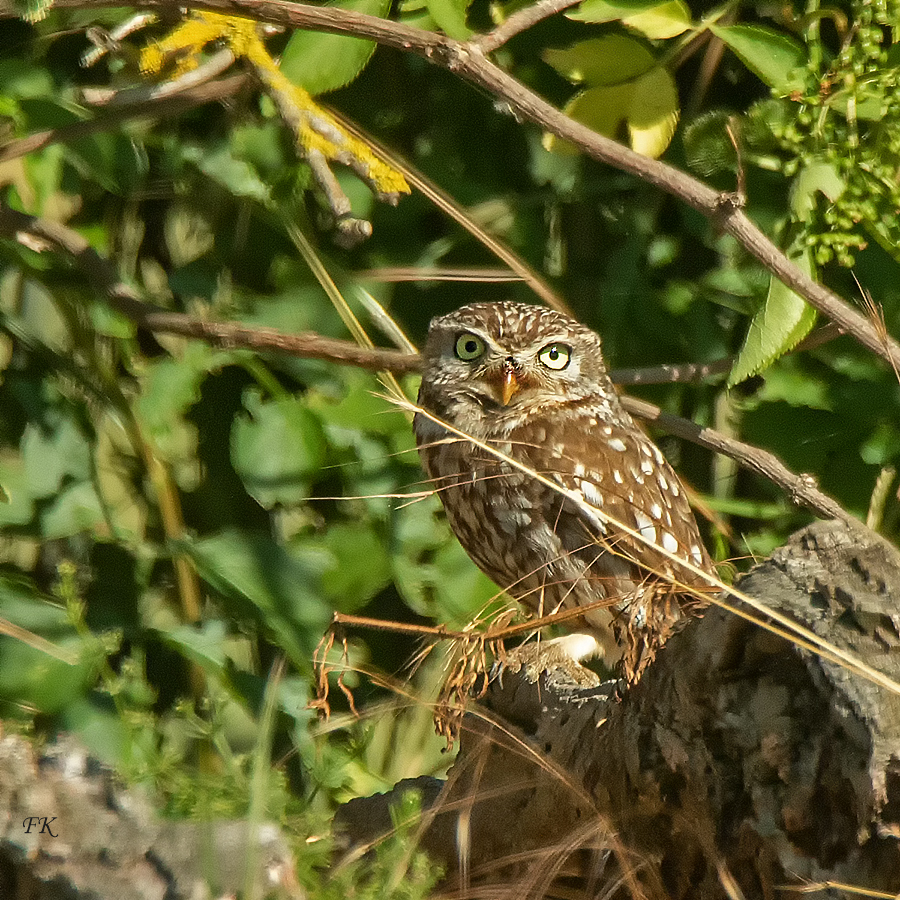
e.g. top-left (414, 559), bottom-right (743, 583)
top-left (0, 734), bottom-right (301, 900)
top-left (338, 519), bottom-right (900, 899)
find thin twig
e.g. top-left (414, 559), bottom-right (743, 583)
top-left (80, 47), bottom-right (237, 106)
top-left (474, 0), bottom-right (585, 53)
top-left (610, 359), bottom-right (731, 386)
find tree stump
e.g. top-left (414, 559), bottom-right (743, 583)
top-left (338, 519), bottom-right (900, 899)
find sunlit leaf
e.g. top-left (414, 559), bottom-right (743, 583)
top-left (231, 391), bottom-right (328, 508)
top-left (568, 0), bottom-right (690, 38)
top-left (729, 242), bottom-right (817, 385)
top-left (627, 66), bottom-right (679, 157)
top-left (543, 35), bottom-right (655, 85)
top-left (426, 0), bottom-right (473, 38)
top-left (709, 24), bottom-right (805, 92)
top-left (185, 530), bottom-right (330, 667)
top-left (281, 0), bottom-right (392, 94)
top-left (545, 65), bottom-right (678, 158)
top-left (318, 523), bottom-right (391, 611)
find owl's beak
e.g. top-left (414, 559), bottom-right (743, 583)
top-left (489, 360), bottom-right (522, 406)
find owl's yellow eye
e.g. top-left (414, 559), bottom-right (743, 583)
top-left (455, 333), bottom-right (486, 361)
top-left (538, 342), bottom-right (571, 370)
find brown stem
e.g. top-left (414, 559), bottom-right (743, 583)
top-left (0, 204), bottom-right (857, 526)
top-left (36, 0), bottom-right (897, 374)
top-left (0, 73), bottom-right (249, 165)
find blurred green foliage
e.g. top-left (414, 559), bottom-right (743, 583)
top-left (1, 0), bottom-right (900, 894)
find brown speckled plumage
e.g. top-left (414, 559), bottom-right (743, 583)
top-left (414, 301), bottom-right (714, 679)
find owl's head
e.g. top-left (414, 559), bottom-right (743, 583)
top-left (418, 302), bottom-right (617, 426)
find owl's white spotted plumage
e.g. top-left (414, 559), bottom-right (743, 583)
top-left (414, 301), bottom-right (714, 679)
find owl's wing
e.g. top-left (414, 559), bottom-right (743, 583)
top-left (512, 419), bottom-right (711, 585)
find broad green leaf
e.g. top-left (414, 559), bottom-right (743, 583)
top-left (543, 35), bottom-right (656, 85)
top-left (426, 0), bottom-right (473, 38)
top-left (280, 0), bottom-right (392, 94)
top-left (729, 243), bottom-right (817, 386)
top-left (546, 66), bottom-right (678, 158)
top-left (160, 620), bottom-right (230, 674)
top-left (623, 1), bottom-right (690, 38)
top-left (185, 530), bottom-right (330, 667)
top-left (22, 417), bottom-right (91, 499)
top-left (627, 66), bottom-right (679, 157)
top-left (393, 500), bottom-right (499, 625)
top-left (231, 392), bottom-right (327, 508)
top-left (318, 523), bottom-right (391, 611)
top-left (709, 24), bottom-right (805, 92)
top-left (568, 0), bottom-right (658, 20)
top-left (135, 343), bottom-right (234, 463)
top-left (568, 0), bottom-right (690, 38)
top-left (182, 144), bottom-right (270, 204)
top-left (41, 481), bottom-right (105, 538)
top-left (546, 84), bottom-right (632, 154)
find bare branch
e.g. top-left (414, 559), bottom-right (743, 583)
top-left (474, 0), bottom-right (584, 53)
top-left (619, 394), bottom-right (854, 525)
top-left (38, 0), bottom-right (898, 374)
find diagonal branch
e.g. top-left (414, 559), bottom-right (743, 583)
top-left (0, 204), bottom-right (854, 526)
top-left (35, 0), bottom-right (898, 374)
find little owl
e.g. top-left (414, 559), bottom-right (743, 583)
top-left (414, 301), bottom-right (715, 679)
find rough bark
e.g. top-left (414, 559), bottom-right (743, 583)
top-left (337, 519), bottom-right (900, 899)
top-left (0, 734), bottom-right (301, 900)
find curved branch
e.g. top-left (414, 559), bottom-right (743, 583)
top-left (0, 204), bottom-right (854, 526)
top-left (40, 0), bottom-right (898, 374)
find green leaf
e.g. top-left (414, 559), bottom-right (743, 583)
top-left (41, 481), bottom-right (105, 539)
top-left (425, 0), bottom-right (473, 39)
top-left (543, 35), bottom-right (656, 85)
top-left (185, 530), bottom-right (330, 667)
top-left (280, 0), bottom-right (392, 94)
top-left (136, 342), bottom-right (229, 459)
top-left (318, 523), bottom-right (391, 611)
top-left (729, 243), bottom-right (817, 386)
top-left (789, 159), bottom-right (845, 222)
top-left (231, 392), bottom-right (327, 508)
top-left (709, 24), bottom-right (805, 92)
top-left (622, 1), bottom-right (690, 38)
top-left (568, 0), bottom-right (690, 38)
top-left (160, 620), bottom-right (230, 675)
top-left (21, 417), bottom-right (91, 500)
top-left (182, 144), bottom-right (270, 204)
top-left (545, 65), bottom-right (678, 158)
